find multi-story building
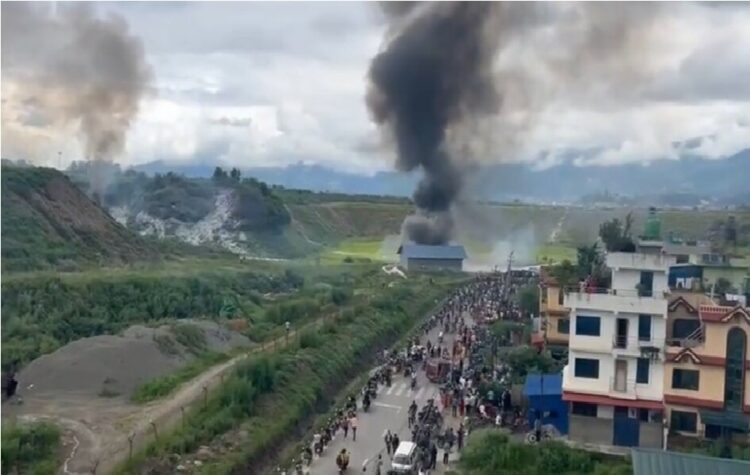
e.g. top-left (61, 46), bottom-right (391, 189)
top-left (562, 250), bottom-right (675, 448)
top-left (664, 293), bottom-right (750, 441)
top-left (532, 267), bottom-right (570, 356)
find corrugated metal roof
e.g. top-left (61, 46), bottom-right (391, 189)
top-left (398, 244), bottom-right (467, 260)
top-left (631, 448), bottom-right (750, 475)
top-left (523, 373), bottom-right (562, 397)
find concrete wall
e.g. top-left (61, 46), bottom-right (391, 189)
top-left (701, 320), bottom-right (750, 360)
top-left (547, 314), bottom-right (570, 345)
top-left (569, 414), bottom-right (613, 444)
top-left (405, 258), bottom-right (462, 272)
top-left (612, 268), bottom-right (669, 295)
top-left (640, 421), bottom-right (664, 448)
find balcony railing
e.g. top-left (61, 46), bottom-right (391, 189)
top-left (606, 252), bottom-right (676, 271)
top-left (666, 324), bottom-right (705, 349)
top-left (612, 336), bottom-right (664, 359)
top-left (609, 377), bottom-right (637, 396)
top-left (563, 286), bottom-right (668, 299)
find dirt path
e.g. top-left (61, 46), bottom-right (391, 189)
top-left (4, 324), bottom-right (319, 475)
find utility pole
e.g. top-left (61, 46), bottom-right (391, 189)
top-left (502, 251), bottom-right (514, 304)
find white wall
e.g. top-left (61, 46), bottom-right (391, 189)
top-left (612, 268), bottom-right (669, 295)
top-left (598, 405), bottom-right (614, 419)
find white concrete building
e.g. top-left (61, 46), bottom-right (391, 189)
top-left (562, 250), bottom-right (676, 448)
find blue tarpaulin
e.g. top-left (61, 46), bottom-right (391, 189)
top-left (523, 373), bottom-right (568, 435)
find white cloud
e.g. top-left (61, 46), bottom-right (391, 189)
top-left (2, 2), bottom-right (749, 173)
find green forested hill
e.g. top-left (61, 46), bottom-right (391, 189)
top-left (1, 165), bottom-right (160, 271)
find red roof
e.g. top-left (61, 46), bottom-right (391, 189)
top-left (699, 304), bottom-right (750, 323)
top-left (563, 391), bottom-right (663, 410)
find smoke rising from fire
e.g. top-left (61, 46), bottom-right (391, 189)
top-left (367, 2), bottom-right (674, 245)
top-left (1, 3), bottom-right (152, 192)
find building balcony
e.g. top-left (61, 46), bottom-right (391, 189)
top-left (612, 335), bottom-right (664, 358)
top-left (564, 288), bottom-right (668, 316)
top-left (607, 252), bottom-right (676, 272)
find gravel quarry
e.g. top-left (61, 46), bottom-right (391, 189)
top-left (14, 320), bottom-right (252, 401)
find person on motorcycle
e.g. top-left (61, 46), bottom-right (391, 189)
top-left (408, 400), bottom-right (418, 428)
top-left (438, 331), bottom-right (444, 344)
top-left (410, 371), bottom-right (417, 390)
top-left (363, 391), bottom-right (371, 412)
top-left (336, 449), bottom-right (350, 472)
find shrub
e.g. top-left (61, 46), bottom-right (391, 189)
top-left (1, 422), bottom-right (60, 475)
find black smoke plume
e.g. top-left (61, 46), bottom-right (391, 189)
top-left (367, 2), bottom-right (501, 245)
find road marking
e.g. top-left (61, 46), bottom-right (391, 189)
top-left (373, 402), bottom-right (402, 411)
top-left (415, 387), bottom-right (425, 400)
top-left (386, 385), bottom-right (395, 395)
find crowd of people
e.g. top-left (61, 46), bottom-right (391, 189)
top-left (288, 270), bottom-right (539, 475)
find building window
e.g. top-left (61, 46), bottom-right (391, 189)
top-left (670, 410), bottom-right (697, 433)
top-left (636, 358), bottom-right (650, 384)
top-left (672, 319), bottom-right (700, 340)
top-left (639, 271), bottom-right (654, 297)
top-left (676, 254), bottom-right (689, 264)
top-left (672, 369), bottom-right (700, 390)
top-left (571, 402), bottom-right (597, 417)
top-left (638, 409), bottom-right (650, 422)
top-left (557, 318), bottom-right (570, 335)
top-left (575, 316), bottom-right (601, 336)
top-left (574, 358), bottom-right (599, 379)
top-left (638, 315), bottom-right (652, 341)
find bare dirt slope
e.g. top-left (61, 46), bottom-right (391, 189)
top-left (2, 321), bottom-right (311, 475)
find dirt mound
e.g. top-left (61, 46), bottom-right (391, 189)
top-left (16, 321), bottom-right (252, 400)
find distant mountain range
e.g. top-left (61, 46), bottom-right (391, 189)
top-left (132, 149), bottom-right (750, 206)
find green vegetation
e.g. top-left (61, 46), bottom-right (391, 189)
top-left (116, 273), bottom-right (454, 474)
top-left (0, 267), bottom-right (303, 370)
top-left (1, 165), bottom-right (159, 271)
top-left (1, 421), bottom-right (61, 475)
top-left (459, 429), bottom-right (631, 475)
top-left (131, 351), bottom-right (230, 403)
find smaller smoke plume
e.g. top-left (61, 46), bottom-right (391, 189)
top-left (1, 3), bottom-right (152, 192)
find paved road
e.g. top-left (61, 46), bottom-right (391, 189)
top-left (308, 318), bottom-right (466, 475)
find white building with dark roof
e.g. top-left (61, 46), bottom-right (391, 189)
top-left (397, 244), bottom-right (467, 272)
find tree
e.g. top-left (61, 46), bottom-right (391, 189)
top-left (576, 242), bottom-right (607, 286)
top-left (598, 213), bottom-right (635, 252)
top-left (517, 284), bottom-right (539, 317)
top-left (230, 167), bottom-right (241, 182)
top-left (550, 259), bottom-right (578, 289)
top-left (713, 277), bottom-right (736, 295)
top-left (212, 166), bottom-right (228, 181)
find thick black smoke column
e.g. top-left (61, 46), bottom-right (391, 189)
top-left (367, 2), bottom-right (501, 244)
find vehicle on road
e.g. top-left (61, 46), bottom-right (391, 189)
top-left (390, 441), bottom-right (418, 474)
top-left (425, 358), bottom-right (451, 384)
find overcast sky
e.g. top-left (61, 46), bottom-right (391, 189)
top-left (2, 1), bottom-right (750, 174)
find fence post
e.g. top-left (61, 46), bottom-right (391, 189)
top-left (128, 433), bottom-right (135, 459)
top-left (180, 406), bottom-right (186, 428)
top-left (150, 421), bottom-right (158, 442)
top-left (203, 385), bottom-right (208, 408)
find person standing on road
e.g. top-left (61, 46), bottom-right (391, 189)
top-left (375, 454), bottom-right (383, 475)
top-left (384, 430), bottom-right (393, 456)
top-left (342, 416), bottom-right (349, 439)
top-left (350, 414), bottom-right (358, 441)
top-left (391, 433), bottom-right (400, 454)
top-left (457, 424), bottom-right (465, 450)
top-left (430, 443), bottom-right (438, 469)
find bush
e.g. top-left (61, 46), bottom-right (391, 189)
top-left (460, 429), bottom-right (631, 475)
top-left (1, 422), bottom-right (60, 475)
